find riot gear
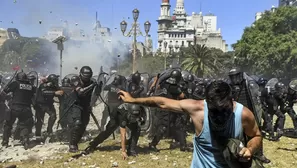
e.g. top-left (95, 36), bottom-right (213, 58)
top-left (1, 79), bottom-right (35, 149)
top-left (166, 70), bottom-right (181, 85)
top-left (16, 72), bottom-right (28, 82)
top-left (62, 77), bottom-right (71, 87)
top-left (131, 71), bottom-right (141, 85)
top-left (79, 66), bottom-right (93, 83)
top-left (258, 78), bottom-right (267, 86)
top-left (70, 75), bottom-right (80, 87)
top-left (47, 74), bottom-right (59, 86)
top-left (187, 74), bottom-right (194, 82)
top-left (228, 68), bottom-right (243, 85)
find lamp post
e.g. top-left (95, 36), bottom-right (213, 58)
top-left (120, 9), bottom-right (151, 73)
top-left (52, 36), bottom-right (67, 83)
top-left (175, 44), bottom-right (180, 65)
top-left (164, 41), bottom-right (168, 70)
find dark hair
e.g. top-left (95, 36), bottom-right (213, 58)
top-left (205, 80), bottom-right (233, 113)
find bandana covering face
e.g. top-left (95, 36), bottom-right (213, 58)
top-left (208, 111), bottom-right (235, 133)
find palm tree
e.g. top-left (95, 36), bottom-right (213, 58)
top-left (181, 44), bottom-right (221, 77)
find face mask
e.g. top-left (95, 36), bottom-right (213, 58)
top-left (208, 111), bottom-right (234, 132)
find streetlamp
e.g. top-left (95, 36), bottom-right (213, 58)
top-left (175, 44), bottom-right (180, 65)
top-left (120, 8), bottom-right (151, 73)
top-left (52, 36), bottom-right (67, 83)
top-left (164, 41), bottom-right (168, 70)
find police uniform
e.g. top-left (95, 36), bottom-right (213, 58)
top-left (1, 73), bottom-right (35, 149)
top-left (35, 79), bottom-right (59, 136)
top-left (58, 78), bottom-right (72, 130)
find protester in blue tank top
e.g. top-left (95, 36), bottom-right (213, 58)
top-left (118, 80), bottom-right (262, 167)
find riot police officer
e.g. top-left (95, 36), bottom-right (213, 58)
top-left (58, 77), bottom-right (72, 131)
top-left (35, 74), bottom-right (62, 137)
top-left (68, 66), bottom-right (100, 152)
top-left (272, 82), bottom-right (287, 140)
top-left (149, 69), bottom-right (188, 152)
top-left (285, 82), bottom-right (297, 133)
top-left (118, 104), bottom-right (143, 159)
top-left (84, 74), bottom-right (127, 153)
top-left (100, 74), bottom-right (127, 130)
top-left (228, 68), bottom-right (270, 163)
top-left (1, 72), bottom-right (35, 149)
top-left (128, 71), bottom-right (144, 98)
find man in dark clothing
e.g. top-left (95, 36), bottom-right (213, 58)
top-left (285, 82), bottom-right (297, 133)
top-left (35, 74), bottom-right (62, 137)
top-left (58, 77), bottom-right (72, 130)
top-left (67, 66), bottom-right (100, 152)
top-left (149, 69), bottom-right (188, 152)
top-left (1, 72), bottom-right (35, 149)
top-left (84, 74), bottom-right (127, 153)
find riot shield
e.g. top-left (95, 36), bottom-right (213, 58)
top-left (27, 71), bottom-right (39, 87)
top-left (250, 75), bottom-right (260, 82)
top-left (90, 66), bottom-right (108, 107)
top-left (154, 67), bottom-right (181, 95)
top-left (244, 73), bottom-right (263, 126)
top-left (289, 79), bottom-right (297, 92)
top-left (265, 78), bottom-right (279, 93)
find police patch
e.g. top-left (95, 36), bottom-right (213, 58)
top-left (19, 84), bottom-right (32, 91)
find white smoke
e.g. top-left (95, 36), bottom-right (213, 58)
top-left (9, 0), bottom-right (131, 76)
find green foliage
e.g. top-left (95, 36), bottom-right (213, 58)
top-left (233, 6), bottom-right (297, 78)
top-left (180, 44), bottom-right (231, 78)
top-left (0, 37), bottom-right (55, 71)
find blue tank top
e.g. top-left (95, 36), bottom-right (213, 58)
top-left (191, 100), bottom-right (244, 168)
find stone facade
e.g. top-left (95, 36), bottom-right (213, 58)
top-left (157, 0), bottom-right (227, 53)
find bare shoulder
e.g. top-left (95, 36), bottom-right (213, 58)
top-left (241, 106), bottom-right (256, 126)
top-left (180, 99), bottom-right (204, 114)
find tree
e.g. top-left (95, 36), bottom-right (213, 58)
top-left (0, 37), bottom-right (56, 71)
top-left (181, 44), bottom-right (223, 77)
top-left (232, 6), bottom-right (297, 79)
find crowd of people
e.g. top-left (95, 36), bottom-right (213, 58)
top-left (0, 65), bottom-right (296, 167)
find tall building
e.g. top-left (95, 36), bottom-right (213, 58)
top-left (279, 0), bottom-right (297, 6)
top-left (157, 0), bottom-right (227, 53)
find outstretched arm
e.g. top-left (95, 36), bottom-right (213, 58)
top-left (118, 90), bottom-right (202, 114)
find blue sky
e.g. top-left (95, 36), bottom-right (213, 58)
top-left (0, 0), bottom-right (278, 50)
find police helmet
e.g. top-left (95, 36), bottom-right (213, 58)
top-left (187, 74), bottom-right (194, 82)
top-left (16, 72), bottom-right (28, 81)
top-left (79, 66), bottom-right (93, 82)
top-left (47, 74), bottom-right (59, 84)
top-left (258, 77), bottom-right (267, 86)
top-left (166, 70), bottom-right (182, 84)
top-left (62, 77), bottom-right (71, 86)
top-left (131, 71), bottom-right (141, 84)
top-left (275, 82), bottom-right (285, 89)
top-left (70, 75), bottom-right (80, 87)
top-left (228, 67), bottom-right (242, 76)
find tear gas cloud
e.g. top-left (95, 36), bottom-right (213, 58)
top-left (12, 0), bottom-right (130, 76)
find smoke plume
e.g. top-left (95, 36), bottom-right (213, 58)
top-left (9, 0), bottom-right (130, 76)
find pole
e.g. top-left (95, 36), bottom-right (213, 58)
top-left (164, 50), bottom-right (167, 70)
top-left (60, 50), bottom-right (63, 82)
top-left (133, 22), bottom-right (137, 73)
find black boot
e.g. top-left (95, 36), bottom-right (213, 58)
top-left (258, 155), bottom-right (271, 164)
top-left (148, 143), bottom-right (160, 152)
top-left (1, 140), bottom-right (8, 148)
top-left (84, 145), bottom-right (96, 154)
top-left (69, 145), bottom-right (79, 153)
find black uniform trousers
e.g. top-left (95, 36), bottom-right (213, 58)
top-left (2, 105), bottom-right (34, 143)
top-left (35, 103), bottom-right (56, 136)
top-left (150, 110), bottom-right (187, 149)
top-left (286, 106), bottom-right (297, 129)
top-left (68, 105), bottom-right (90, 146)
top-left (59, 100), bottom-right (68, 130)
top-left (0, 102), bottom-right (8, 133)
top-left (89, 108), bottom-right (141, 153)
